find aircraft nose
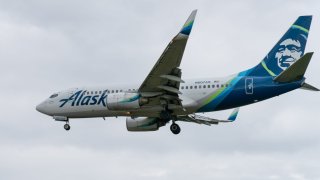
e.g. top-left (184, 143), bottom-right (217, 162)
top-left (36, 102), bottom-right (44, 113)
top-left (36, 102), bottom-right (50, 115)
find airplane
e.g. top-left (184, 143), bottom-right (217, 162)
top-left (36, 10), bottom-right (318, 135)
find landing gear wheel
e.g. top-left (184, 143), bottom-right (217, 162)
top-left (170, 123), bottom-right (181, 135)
top-left (64, 123), bottom-right (70, 131)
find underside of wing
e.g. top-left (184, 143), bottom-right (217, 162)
top-left (138, 10), bottom-right (197, 111)
top-left (177, 108), bottom-right (240, 126)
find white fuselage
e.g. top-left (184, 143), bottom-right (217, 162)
top-left (36, 76), bottom-right (232, 119)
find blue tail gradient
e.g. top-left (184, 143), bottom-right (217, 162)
top-left (248, 16), bottom-right (312, 76)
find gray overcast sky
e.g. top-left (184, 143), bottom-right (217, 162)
top-left (0, 0), bottom-right (320, 179)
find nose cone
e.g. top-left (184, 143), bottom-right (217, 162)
top-left (36, 101), bottom-right (51, 115)
top-left (36, 103), bottom-right (44, 112)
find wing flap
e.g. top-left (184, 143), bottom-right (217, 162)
top-left (177, 108), bottom-right (240, 125)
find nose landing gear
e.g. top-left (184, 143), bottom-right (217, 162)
top-left (64, 123), bottom-right (71, 131)
top-left (53, 116), bottom-right (71, 131)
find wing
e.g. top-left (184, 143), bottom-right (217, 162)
top-left (177, 108), bottom-right (240, 126)
top-left (138, 10), bottom-right (197, 109)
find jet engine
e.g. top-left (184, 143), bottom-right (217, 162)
top-left (126, 117), bottom-right (159, 131)
top-left (107, 93), bottom-right (148, 111)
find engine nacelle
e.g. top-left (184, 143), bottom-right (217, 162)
top-left (126, 117), bottom-right (159, 131)
top-left (107, 93), bottom-right (148, 111)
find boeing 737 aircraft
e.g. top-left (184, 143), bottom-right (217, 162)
top-left (36, 10), bottom-right (318, 134)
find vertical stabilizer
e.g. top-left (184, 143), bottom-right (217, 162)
top-left (248, 16), bottom-right (312, 76)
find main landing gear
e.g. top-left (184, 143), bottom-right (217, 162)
top-left (160, 110), bottom-right (172, 120)
top-left (160, 109), bottom-right (181, 135)
top-left (170, 123), bottom-right (181, 135)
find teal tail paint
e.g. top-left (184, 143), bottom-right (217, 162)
top-left (248, 16), bottom-right (312, 76)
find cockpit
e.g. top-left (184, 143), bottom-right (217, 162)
top-left (49, 93), bottom-right (59, 98)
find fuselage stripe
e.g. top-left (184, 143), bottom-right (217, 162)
top-left (261, 61), bottom-right (276, 76)
top-left (198, 76), bottom-right (242, 112)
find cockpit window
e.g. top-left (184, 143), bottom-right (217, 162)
top-left (49, 93), bottom-right (58, 98)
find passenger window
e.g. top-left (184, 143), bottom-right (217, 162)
top-left (221, 84), bottom-right (224, 88)
top-left (111, 90), bottom-right (114, 93)
top-left (212, 85), bottom-right (215, 88)
top-left (203, 85), bottom-right (206, 88)
top-left (99, 91), bottom-right (102, 94)
top-left (194, 86), bottom-right (197, 89)
top-left (181, 86), bottom-right (184, 89)
top-left (186, 86), bottom-right (188, 89)
top-left (199, 85), bottom-right (201, 89)
top-left (217, 84), bottom-right (220, 88)
top-left (190, 86), bottom-right (193, 89)
top-left (116, 90), bottom-right (118, 93)
top-left (120, 90), bottom-right (123, 92)
top-left (225, 84), bottom-right (228, 87)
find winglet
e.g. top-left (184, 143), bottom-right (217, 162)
top-left (180, 10), bottom-right (197, 35)
top-left (274, 52), bottom-right (313, 83)
top-left (228, 108), bottom-right (239, 122)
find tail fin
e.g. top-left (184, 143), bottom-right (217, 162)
top-left (248, 16), bottom-right (312, 76)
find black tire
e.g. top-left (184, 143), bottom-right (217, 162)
top-left (170, 123), bottom-right (181, 135)
top-left (64, 124), bottom-right (71, 131)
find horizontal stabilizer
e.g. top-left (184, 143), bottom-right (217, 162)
top-left (274, 52), bottom-right (313, 83)
top-left (300, 82), bottom-right (320, 91)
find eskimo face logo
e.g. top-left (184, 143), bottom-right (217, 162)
top-left (275, 38), bottom-right (302, 70)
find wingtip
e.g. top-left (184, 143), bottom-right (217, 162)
top-left (228, 108), bottom-right (239, 121)
top-left (180, 10), bottom-right (197, 35)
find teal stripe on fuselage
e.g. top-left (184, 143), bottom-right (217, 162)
top-left (197, 76), bottom-right (242, 112)
top-left (197, 69), bottom-right (254, 112)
